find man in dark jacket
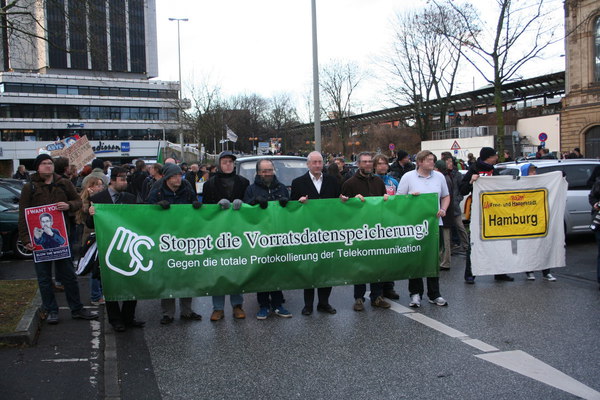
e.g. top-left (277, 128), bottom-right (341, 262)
top-left (243, 158), bottom-right (292, 320)
top-left (203, 151), bottom-right (249, 205)
top-left (291, 151), bottom-right (340, 316)
top-left (389, 150), bottom-right (415, 181)
top-left (342, 152), bottom-right (391, 311)
top-left (460, 147), bottom-right (513, 283)
top-left (12, 164), bottom-right (30, 180)
top-left (202, 151), bottom-right (249, 321)
top-left (18, 154), bottom-right (97, 325)
top-left (88, 167), bottom-right (145, 332)
top-left (147, 163), bottom-right (203, 325)
top-left (128, 160), bottom-right (149, 202)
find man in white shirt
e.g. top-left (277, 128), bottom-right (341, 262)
top-left (396, 150), bottom-right (450, 308)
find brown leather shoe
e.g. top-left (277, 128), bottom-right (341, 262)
top-left (232, 305), bottom-right (246, 319)
top-left (210, 310), bottom-right (224, 321)
top-left (372, 296), bottom-right (391, 309)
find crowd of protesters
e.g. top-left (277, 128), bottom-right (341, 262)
top-left (18, 143), bottom-right (592, 334)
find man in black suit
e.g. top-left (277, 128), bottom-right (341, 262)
top-left (88, 167), bottom-right (145, 332)
top-left (291, 151), bottom-right (341, 316)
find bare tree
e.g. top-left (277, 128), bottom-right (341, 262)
top-left (434, 0), bottom-right (561, 158)
top-left (383, 4), bottom-right (470, 140)
top-left (184, 80), bottom-right (226, 154)
top-left (266, 93), bottom-right (299, 152)
top-left (320, 60), bottom-right (363, 156)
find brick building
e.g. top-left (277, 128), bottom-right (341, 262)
top-left (561, 0), bottom-right (600, 157)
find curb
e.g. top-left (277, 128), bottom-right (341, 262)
top-left (0, 289), bottom-right (42, 346)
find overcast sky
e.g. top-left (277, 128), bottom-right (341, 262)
top-left (155, 0), bottom-right (565, 120)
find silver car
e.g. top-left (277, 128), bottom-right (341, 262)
top-left (495, 159), bottom-right (600, 235)
top-left (235, 155), bottom-right (308, 189)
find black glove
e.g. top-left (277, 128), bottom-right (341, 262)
top-left (279, 198), bottom-right (289, 208)
top-left (157, 200), bottom-right (170, 210)
top-left (257, 196), bottom-right (268, 209)
top-left (192, 201), bottom-right (202, 209)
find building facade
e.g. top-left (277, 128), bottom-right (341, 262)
top-left (0, 0), bottom-right (181, 175)
top-left (561, 0), bottom-right (600, 157)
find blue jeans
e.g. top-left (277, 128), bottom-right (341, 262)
top-left (35, 258), bottom-right (83, 313)
top-left (595, 231), bottom-right (600, 283)
top-left (90, 276), bottom-right (103, 302)
top-left (212, 294), bottom-right (243, 310)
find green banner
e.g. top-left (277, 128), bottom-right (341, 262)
top-left (94, 195), bottom-right (440, 301)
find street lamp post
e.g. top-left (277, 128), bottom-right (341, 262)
top-left (311, 0), bottom-right (321, 153)
top-left (169, 17), bottom-right (188, 162)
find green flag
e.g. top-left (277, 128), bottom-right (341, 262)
top-left (156, 144), bottom-right (164, 164)
top-left (94, 195), bottom-right (440, 301)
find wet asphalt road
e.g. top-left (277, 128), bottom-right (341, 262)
top-left (0, 235), bottom-right (599, 399)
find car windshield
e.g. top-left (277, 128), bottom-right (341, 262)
top-left (237, 159), bottom-right (308, 187)
top-left (537, 164), bottom-right (596, 190)
top-left (0, 184), bottom-right (20, 203)
top-left (0, 199), bottom-right (17, 212)
top-left (498, 168), bottom-right (520, 176)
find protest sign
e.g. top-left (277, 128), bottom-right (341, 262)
top-left (470, 172), bottom-right (567, 275)
top-left (51, 136), bottom-right (95, 171)
top-left (93, 195), bottom-right (440, 301)
top-left (24, 204), bottom-right (71, 263)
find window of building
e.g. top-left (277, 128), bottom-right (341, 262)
top-left (585, 125), bottom-right (600, 159)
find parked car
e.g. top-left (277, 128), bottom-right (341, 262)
top-left (235, 155), bottom-right (308, 188)
top-left (0, 179), bottom-right (22, 205)
top-left (0, 200), bottom-right (32, 259)
top-left (494, 159), bottom-right (600, 235)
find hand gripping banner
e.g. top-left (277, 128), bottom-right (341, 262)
top-left (93, 195), bottom-right (440, 301)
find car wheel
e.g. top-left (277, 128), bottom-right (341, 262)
top-left (13, 236), bottom-right (33, 259)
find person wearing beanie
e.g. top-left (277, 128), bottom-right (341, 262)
top-left (396, 150), bottom-right (450, 308)
top-left (459, 146), bottom-right (514, 283)
top-left (18, 154), bottom-right (97, 325)
top-left (147, 160), bottom-right (202, 325)
top-left (202, 151), bottom-right (250, 321)
top-left (389, 149), bottom-right (415, 181)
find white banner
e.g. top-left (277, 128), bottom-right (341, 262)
top-left (470, 171), bottom-right (567, 275)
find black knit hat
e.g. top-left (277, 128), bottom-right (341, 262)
top-left (91, 158), bottom-right (104, 170)
top-left (33, 154), bottom-right (53, 171)
top-left (479, 147), bottom-right (497, 161)
top-left (397, 150), bottom-right (409, 161)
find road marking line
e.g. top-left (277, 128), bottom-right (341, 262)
top-left (461, 338), bottom-right (499, 352)
top-left (476, 350), bottom-right (600, 400)
top-left (386, 301), bottom-right (414, 314)
top-left (387, 300), bottom-right (600, 397)
top-left (403, 313), bottom-right (467, 337)
top-left (89, 320), bottom-right (101, 387)
top-left (42, 358), bottom-right (89, 362)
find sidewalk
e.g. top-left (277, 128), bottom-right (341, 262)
top-left (0, 258), bottom-right (104, 400)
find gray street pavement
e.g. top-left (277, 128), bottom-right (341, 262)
top-left (1, 235), bottom-right (599, 399)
